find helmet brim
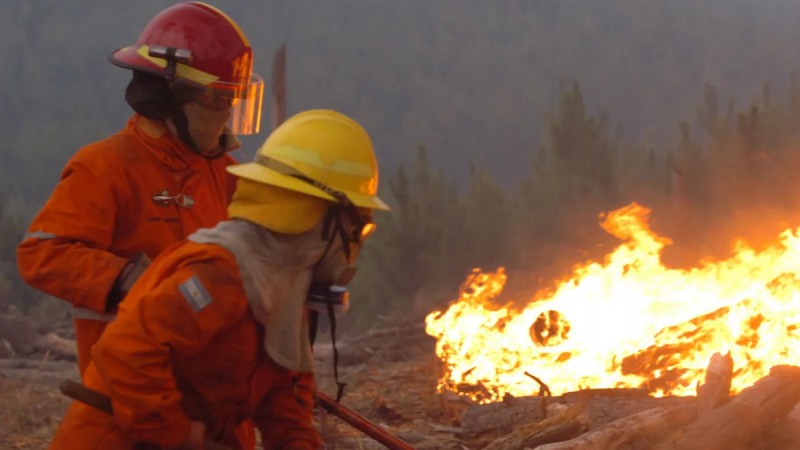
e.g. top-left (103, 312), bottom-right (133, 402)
top-left (109, 46), bottom-right (164, 74)
top-left (228, 162), bottom-right (390, 211)
top-left (346, 190), bottom-right (391, 211)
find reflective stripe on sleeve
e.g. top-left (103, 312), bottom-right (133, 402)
top-left (21, 231), bottom-right (56, 241)
top-left (70, 306), bottom-right (116, 322)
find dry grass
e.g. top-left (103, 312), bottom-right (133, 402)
top-left (0, 356), bottom-right (461, 450)
top-left (0, 376), bottom-right (69, 450)
top-left (0, 323), bottom-right (460, 449)
top-left (314, 352), bottom-right (472, 449)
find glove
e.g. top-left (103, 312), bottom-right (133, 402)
top-left (106, 252), bottom-right (152, 311)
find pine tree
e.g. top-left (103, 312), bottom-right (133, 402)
top-left (547, 81), bottom-right (617, 206)
top-left (348, 146), bottom-right (467, 325)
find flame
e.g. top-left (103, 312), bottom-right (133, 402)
top-left (425, 202), bottom-right (800, 402)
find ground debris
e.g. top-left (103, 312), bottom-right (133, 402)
top-left (5, 316), bottom-right (800, 450)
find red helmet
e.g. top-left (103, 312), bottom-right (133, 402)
top-left (110, 2), bottom-right (263, 134)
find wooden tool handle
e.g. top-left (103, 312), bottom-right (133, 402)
top-left (59, 379), bottom-right (233, 450)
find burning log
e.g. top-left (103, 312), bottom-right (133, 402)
top-left (619, 305), bottom-right (733, 394)
top-left (661, 365), bottom-right (800, 450)
top-left (533, 405), bottom-right (696, 450)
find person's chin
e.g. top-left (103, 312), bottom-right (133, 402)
top-left (194, 136), bottom-right (223, 154)
top-left (198, 147), bottom-right (222, 156)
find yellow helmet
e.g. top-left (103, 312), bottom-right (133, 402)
top-left (227, 109), bottom-right (388, 211)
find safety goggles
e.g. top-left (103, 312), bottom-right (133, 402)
top-left (337, 208), bottom-right (375, 244)
top-left (359, 220), bottom-right (377, 241)
top-left (194, 89), bottom-right (237, 111)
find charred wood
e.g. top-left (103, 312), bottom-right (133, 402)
top-left (460, 396), bottom-right (546, 440)
top-left (662, 365), bottom-right (800, 450)
top-left (533, 406), bottom-right (696, 450)
top-left (695, 352), bottom-right (733, 417)
top-left (560, 392), bottom-right (693, 429)
top-left (763, 402), bottom-right (800, 450)
top-left (481, 405), bottom-right (588, 450)
top-left (620, 306), bottom-right (733, 394)
top-left (459, 392), bottom-right (694, 444)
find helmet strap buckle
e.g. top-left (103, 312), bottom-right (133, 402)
top-left (148, 46), bottom-right (193, 81)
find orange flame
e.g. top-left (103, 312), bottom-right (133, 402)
top-left (425, 202), bottom-right (800, 402)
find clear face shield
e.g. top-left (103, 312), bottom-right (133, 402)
top-left (145, 45), bottom-right (265, 135)
top-left (191, 73), bottom-right (265, 135)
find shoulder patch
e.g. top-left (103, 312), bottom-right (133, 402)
top-left (178, 275), bottom-right (213, 312)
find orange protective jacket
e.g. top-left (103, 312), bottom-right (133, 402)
top-left (17, 115), bottom-right (237, 375)
top-left (48, 241), bottom-right (321, 450)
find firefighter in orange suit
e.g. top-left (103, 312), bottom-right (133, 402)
top-left (47, 110), bottom-right (389, 450)
top-left (17, 2), bottom-right (264, 377)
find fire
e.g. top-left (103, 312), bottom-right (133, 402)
top-left (425, 202), bottom-right (800, 403)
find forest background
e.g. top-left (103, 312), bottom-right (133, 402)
top-left (3, 0), bottom-right (800, 329)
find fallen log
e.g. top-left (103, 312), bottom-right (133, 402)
top-left (0, 339), bottom-right (14, 358)
top-left (533, 406), bottom-right (696, 450)
top-left (663, 365), bottom-right (800, 450)
top-left (481, 405), bottom-right (588, 450)
top-left (0, 358), bottom-right (77, 371)
top-left (0, 368), bottom-right (78, 385)
top-left (460, 396), bottom-right (546, 439)
top-left (413, 436), bottom-right (468, 450)
top-left (459, 391), bottom-right (694, 444)
top-left (314, 322), bottom-right (432, 366)
top-left (0, 314), bottom-right (37, 356)
top-left (34, 332), bottom-right (78, 360)
top-left (0, 358), bottom-right (79, 384)
top-left (765, 401), bottom-right (800, 449)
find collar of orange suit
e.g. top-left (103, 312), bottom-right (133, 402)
top-left (127, 114), bottom-right (239, 170)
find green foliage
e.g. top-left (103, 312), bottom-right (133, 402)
top-left (348, 146), bottom-right (468, 325)
top-left (463, 163), bottom-right (509, 270)
top-left (547, 82), bottom-right (617, 205)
